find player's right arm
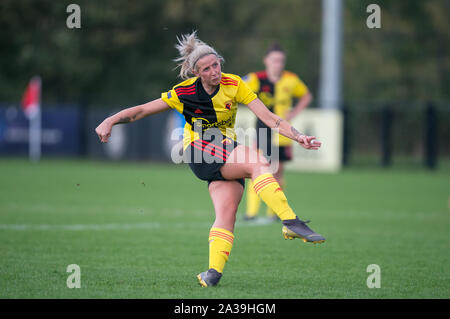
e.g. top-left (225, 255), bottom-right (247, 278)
top-left (95, 98), bottom-right (170, 143)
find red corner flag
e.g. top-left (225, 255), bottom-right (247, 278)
top-left (21, 76), bottom-right (41, 119)
top-left (21, 76), bottom-right (42, 161)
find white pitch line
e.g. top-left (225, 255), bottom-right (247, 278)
top-left (0, 222), bottom-right (162, 231)
top-left (0, 219), bottom-right (275, 231)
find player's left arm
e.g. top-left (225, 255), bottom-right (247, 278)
top-left (247, 98), bottom-right (321, 150)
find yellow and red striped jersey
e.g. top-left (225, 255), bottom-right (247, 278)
top-left (162, 73), bottom-right (257, 149)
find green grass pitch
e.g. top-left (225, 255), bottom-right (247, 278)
top-left (0, 158), bottom-right (449, 298)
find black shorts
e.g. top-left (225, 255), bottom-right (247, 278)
top-left (184, 130), bottom-right (245, 188)
top-left (256, 119), bottom-right (293, 163)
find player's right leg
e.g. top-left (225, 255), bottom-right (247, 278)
top-left (221, 145), bottom-right (325, 244)
top-left (197, 180), bottom-right (243, 287)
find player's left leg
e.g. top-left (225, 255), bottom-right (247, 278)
top-left (197, 180), bottom-right (243, 287)
top-left (221, 145), bottom-right (325, 244)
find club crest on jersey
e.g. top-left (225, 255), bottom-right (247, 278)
top-left (225, 100), bottom-right (232, 110)
top-left (261, 85), bottom-right (272, 92)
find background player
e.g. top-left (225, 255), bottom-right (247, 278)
top-left (243, 42), bottom-right (313, 221)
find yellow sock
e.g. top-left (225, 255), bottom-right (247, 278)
top-left (253, 173), bottom-right (296, 221)
top-left (246, 180), bottom-right (261, 218)
top-left (208, 228), bottom-right (234, 274)
top-left (266, 181), bottom-right (284, 217)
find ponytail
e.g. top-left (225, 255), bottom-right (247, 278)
top-left (174, 31), bottom-right (224, 79)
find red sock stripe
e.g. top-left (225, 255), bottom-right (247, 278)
top-left (197, 139), bottom-right (231, 155)
top-left (193, 140), bottom-right (228, 160)
top-left (253, 177), bottom-right (277, 189)
top-left (209, 230), bottom-right (234, 241)
top-left (254, 178), bottom-right (278, 193)
top-left (209, 231), bottom-right (234, 244)
top-left (254, 181), bottom-right (276, 194)
top-left (191, 142), bottom-right (226, 161)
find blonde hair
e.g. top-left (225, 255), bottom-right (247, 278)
top-left (174, 31), bottom-right (224, 79)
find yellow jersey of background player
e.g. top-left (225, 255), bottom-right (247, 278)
top-left (243, 42), bottom-right (313, 221)
top-left (243, 45), bottom-right (311, 161)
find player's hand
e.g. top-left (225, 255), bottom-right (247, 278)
top-left (95, 119), bottom-right (113, 143)
top-left (296, 134), bottom-right (322, 150)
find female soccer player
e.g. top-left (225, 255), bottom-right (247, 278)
top-left (243, 42), bottom-right (313, 221)
top-left (95, 32), bottom-right (324, 287)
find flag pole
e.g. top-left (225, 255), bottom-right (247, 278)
top-left (22, 76), bottom-right (42, 162)
top-left (319, 0), bottom-right (343, 110)
top-left (29, 98), bottom-right (41, 162)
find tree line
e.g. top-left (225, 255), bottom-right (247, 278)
top-left (0, 0), bottom-right (448, 108)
